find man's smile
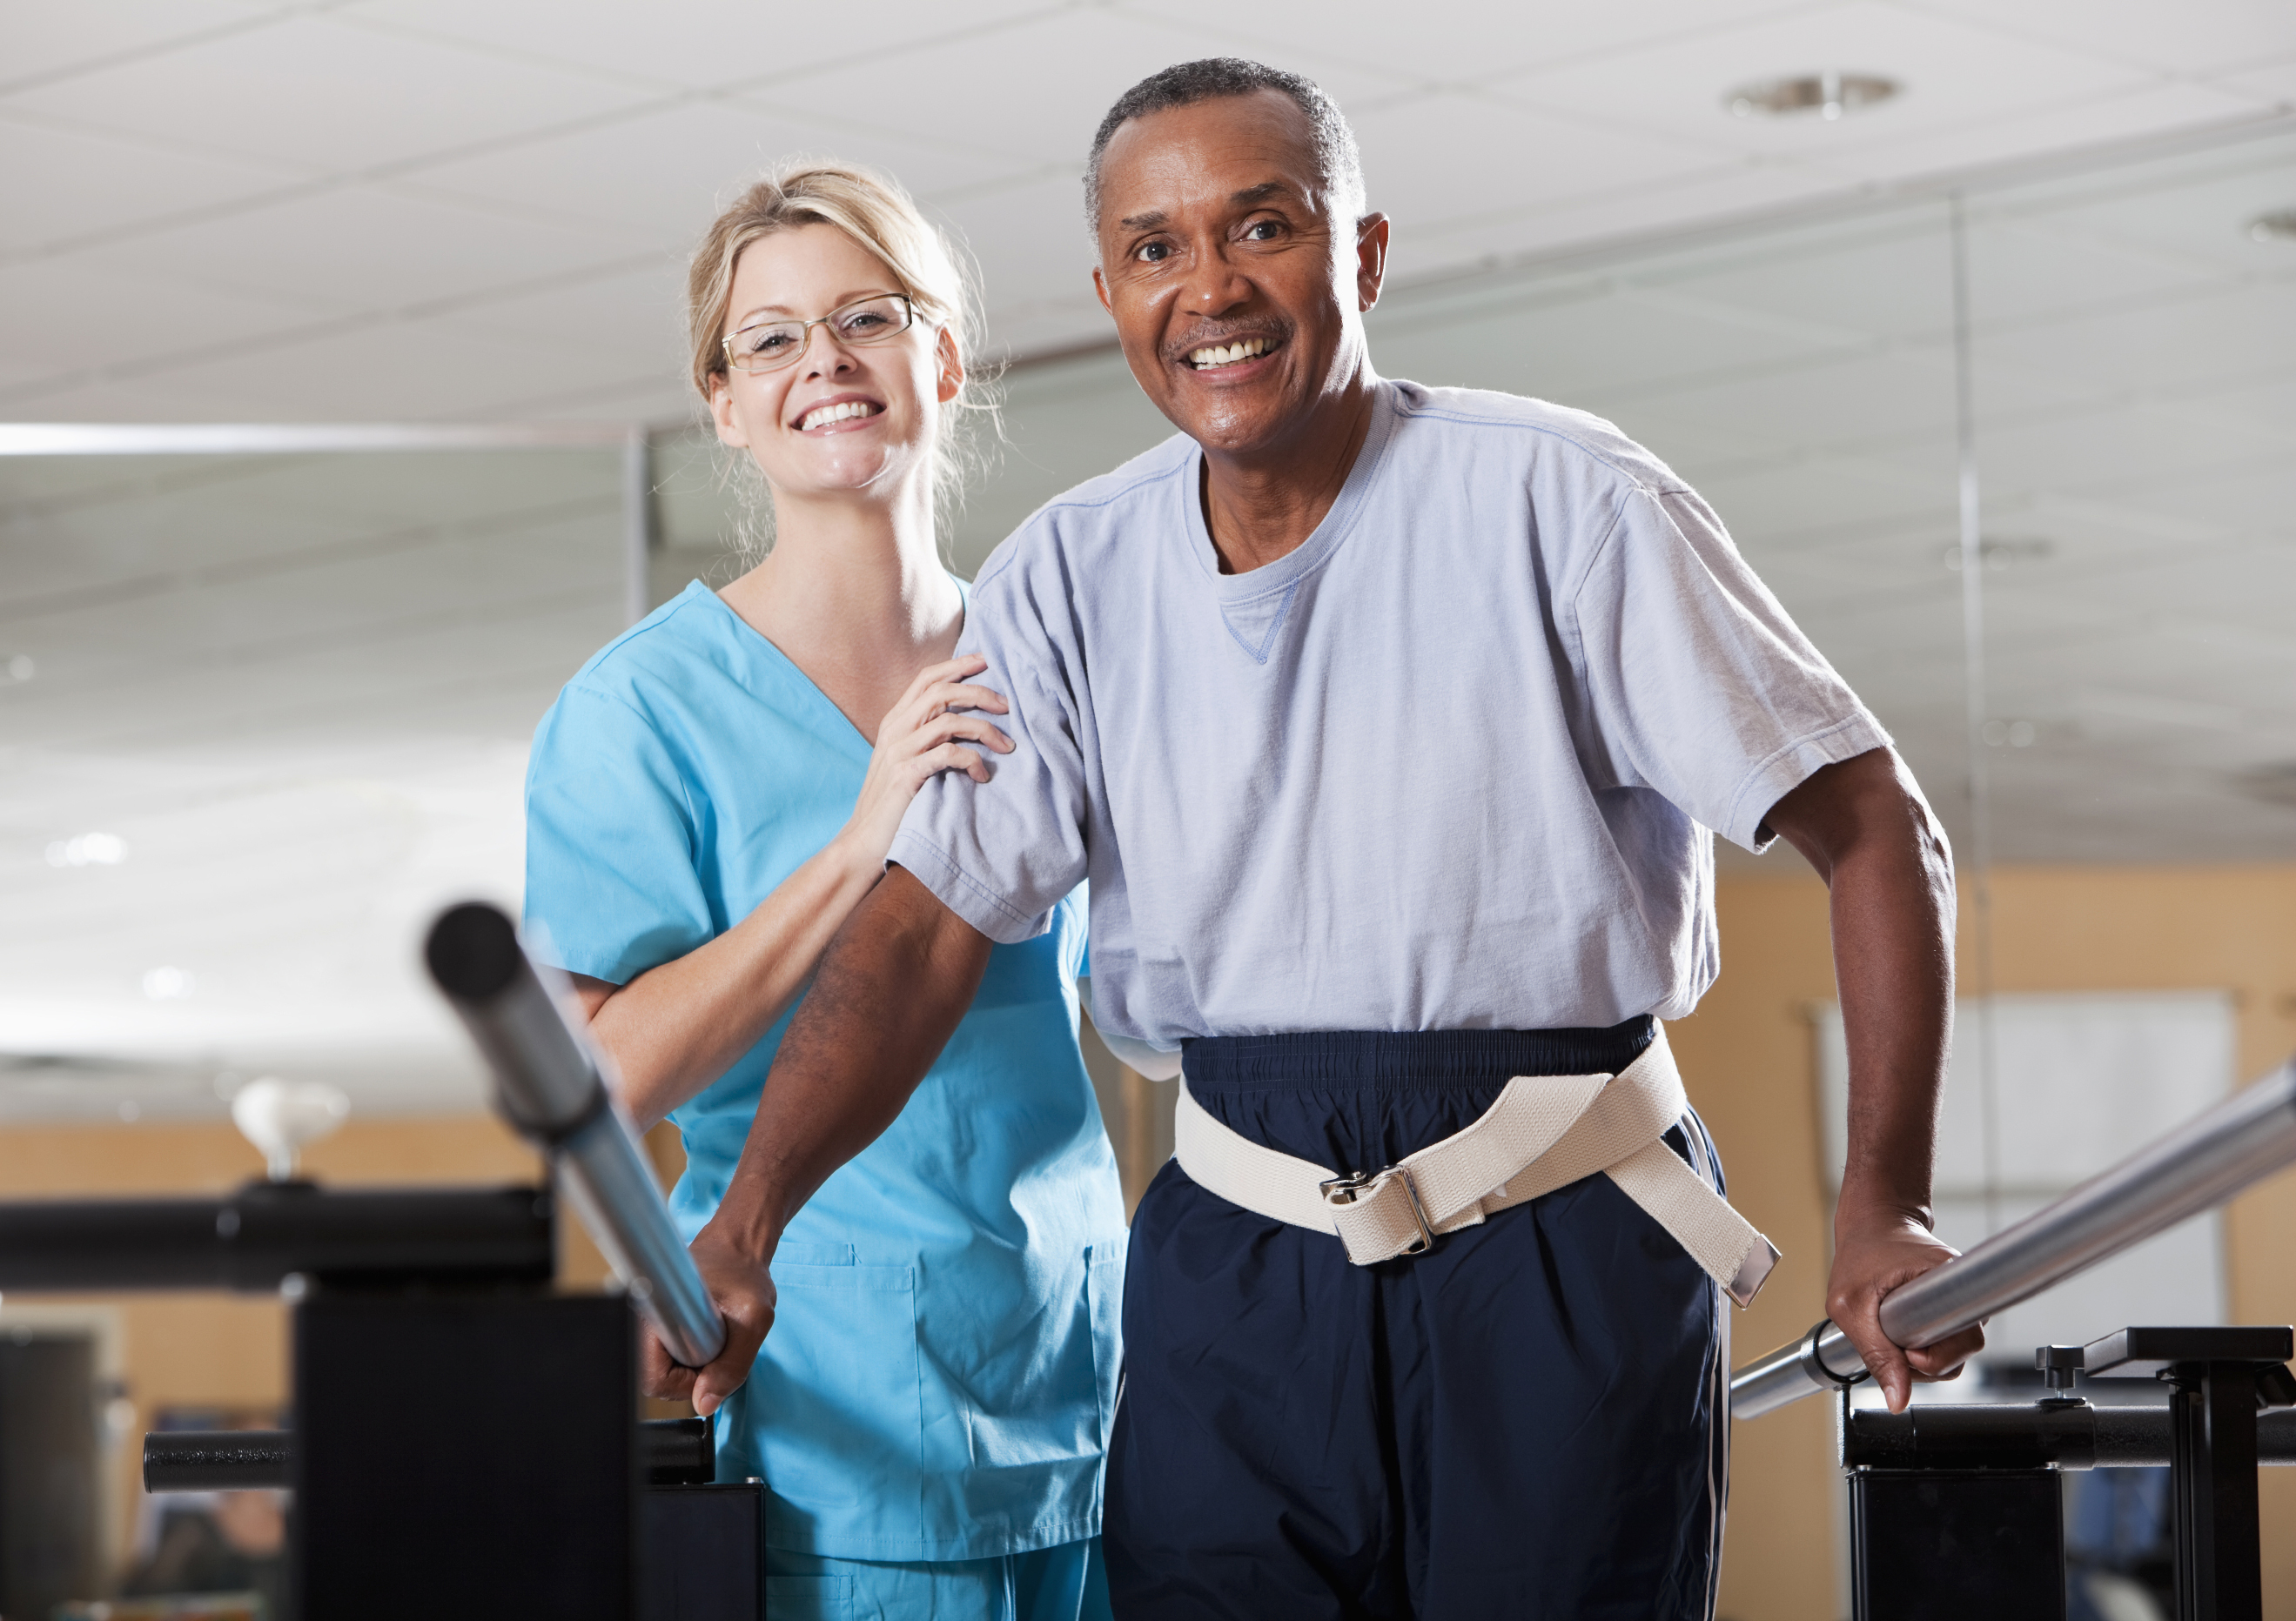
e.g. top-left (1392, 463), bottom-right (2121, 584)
top-left (1186, 335), bottom-right (1281, 371)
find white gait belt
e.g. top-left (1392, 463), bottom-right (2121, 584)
top-left (1171, 1029), bottom-right (1781, 1308)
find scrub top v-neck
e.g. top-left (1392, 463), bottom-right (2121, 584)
top-left (524, 580), bottom-right (1127, 1563)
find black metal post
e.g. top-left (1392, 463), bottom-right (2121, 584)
top-left (2081, 1326), bottom-right (2290, 1621)
top-left (2171, 1363), bottom-right (2264, 1621)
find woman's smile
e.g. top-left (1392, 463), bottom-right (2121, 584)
top-left (793, 395), bottom-right (887, 433)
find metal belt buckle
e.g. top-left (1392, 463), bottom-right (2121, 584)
top-left (1319, 1165), bottom-right (1439, 1257)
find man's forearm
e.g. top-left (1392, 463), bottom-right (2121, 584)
top-left (1768, 748), bottom-right (1957, 1216)
top-left (1827, 775), bottom-right (1955, 1222)
top-left (1767, 748), bottom-right (1980, 1403)
top-left (711, 865), bottom-right (992, 1257)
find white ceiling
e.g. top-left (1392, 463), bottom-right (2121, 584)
top-left (3, 3), bottom-right (2293, 1124)
top-left (3, 0), bottom-right (2292, 425)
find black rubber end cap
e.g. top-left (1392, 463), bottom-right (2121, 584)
top-left (425, 901), bottom-right (525, 1002)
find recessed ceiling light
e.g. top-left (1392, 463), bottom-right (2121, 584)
top-left (141, 966), bottom-right (194, 1001)
top-left (1727, 70), bottom-right (1900, 121)
top-left (2249, 210), bottom-right (2296, 243)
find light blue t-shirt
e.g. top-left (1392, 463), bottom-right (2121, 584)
top-left (523, 581), bottom-right (1128, 1562)
top-left (890, 378), bottom-right (1890, 1048)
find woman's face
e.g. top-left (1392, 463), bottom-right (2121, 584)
top-left (709, 223), bottom-right (958, 509)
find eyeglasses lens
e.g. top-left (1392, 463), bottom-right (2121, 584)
top-left (729, 296), bottom-right (913, 373)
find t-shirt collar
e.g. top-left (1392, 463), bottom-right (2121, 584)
top-left (1179, 376), bottom-right (1402, 601)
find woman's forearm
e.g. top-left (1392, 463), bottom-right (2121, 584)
top-left (578, 832), bottom-right (886, 1129)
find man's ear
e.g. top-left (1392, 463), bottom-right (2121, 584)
top-left (937, 326), bottom-right (964, 405)
top-left (1355, 212), bottom-right (1391, 315)
top-left (1092, 264), bottom-right (1114, 317)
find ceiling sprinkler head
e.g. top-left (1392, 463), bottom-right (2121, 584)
top-left (1728, 71), bottom-right (1900, 121)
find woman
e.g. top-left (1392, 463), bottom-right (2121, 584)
top-left (522, 164), bottom-right (1125, 1620)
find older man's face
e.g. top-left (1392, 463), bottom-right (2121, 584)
top-left (1092, 90), bottom-right (1384, 459)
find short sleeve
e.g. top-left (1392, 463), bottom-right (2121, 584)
top-left (887, 559), bottom-right (1091, 945)
top-left (1568, 485), bottom-right (1891, 852)
top-left (524, 684), bottom-right (715, 983)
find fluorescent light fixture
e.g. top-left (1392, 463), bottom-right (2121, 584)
top-left (0, 422), bottom-right (637, 457)
top-left (46, 833), bottom-right (127, 868)
top-left (1728, 71), bottom-right (1899, 121)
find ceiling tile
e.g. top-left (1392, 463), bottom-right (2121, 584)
top-left (436, 261), bottom-right (691, 392)
top-left (1373, 277), bottom-right (1882, 412)
top-left (1970, 140), bottom-right (2296, 280)
top-left (1108, 0), bottom-right (1816, 89)
top-left (1893, 0), bottom-right (2296, 80)
top-left (1976, 279), bottom-right (2296, 399)
top-left (1492, 0), bottom-right (2152, 167)
top-left (79, 184), bottom-right (634, 314)
top-left (0, 114), bottom-right (296, 258)
top-left (340, 0), bottom-right (1049, 95)
top-left (0, 255), bottom-right (304, 382)
top-left (410, 99), bottom-right (1020, 248)
top-left (746, 9), bottom-right (1403, 169)
top-left (2207, 49), bottom-right (2296, 104)
top-left (1971, 395), bottom-right (2292, 502)
top-left (1349, 91), bottom-right (1715, 241)
top-left (144, 316), bottom-right (594, 421)
top-left (0, 1), bottom-right (276, 91)
top-left (924, 172), bottom-right (1108, 354)
top-left (1962, 217), bottom-right (2226, 334)
top-left (1385, 159), bottom-right (1859, 280)
top-left (3, 11), bottom-right (646, 175)
top-left (0, 372), bottom-right (285, 425)
top-left (1807, 79), bottom-right (2272, 187)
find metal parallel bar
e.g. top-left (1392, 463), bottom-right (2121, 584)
top-left (144, 1431), bottom-right (292, 1492)
top-left (144, 1417), bottom-right (713, 1492)
top-left (1734, 1061), bottom-right (2296, 1420)
top-left (0, 1185), bottom-right (551, 1293)
top-left (1843, 1402), bottom-right (2296, 1470)
top-left (424, 902), bottom-right (727, 1370)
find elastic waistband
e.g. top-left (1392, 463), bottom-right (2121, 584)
top-left (1180, 1018), bottom-right (1656, 1091)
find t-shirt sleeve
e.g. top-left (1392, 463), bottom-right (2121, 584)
top-left (524, 684), bottom-right (715, 983)
top-left (887, 560), bottom-right (1091, 945)
top-left (1568, 483), bottom-right (1891, 852)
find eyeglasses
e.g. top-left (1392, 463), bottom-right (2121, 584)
top-left (722, 293), bottom-right (918, 375)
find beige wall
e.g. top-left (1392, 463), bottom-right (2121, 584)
top-left (1688, 864), bottom-right (2296, 1621)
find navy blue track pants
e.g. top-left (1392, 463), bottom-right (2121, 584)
top-left (1104, 1024), bottom-right (1729, 1620)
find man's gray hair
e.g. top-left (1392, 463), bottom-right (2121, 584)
top-left (1084, 57), bottom-right (1366, 233)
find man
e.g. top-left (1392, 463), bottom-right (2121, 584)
top-left (663, 58), bottom-right (1983, 1618)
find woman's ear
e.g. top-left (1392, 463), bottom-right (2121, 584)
top-left (709, 372), bottom-right (749, 448)
top-left (937, 326), bottom-right (963, 405)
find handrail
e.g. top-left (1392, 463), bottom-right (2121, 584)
top-left (425, 902), bottom-right (727, 1370)
top-left (1732, 1059), bottom-right (2296, 1420)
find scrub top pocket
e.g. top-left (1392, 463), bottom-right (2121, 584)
top-left (744, 1256), bottom-right (923, 1549)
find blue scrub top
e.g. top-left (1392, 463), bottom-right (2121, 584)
top-left (523, 580), bottom-right (1128, 1563)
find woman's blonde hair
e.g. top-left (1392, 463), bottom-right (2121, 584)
top-left (687, 161), bottom-right (998, 561)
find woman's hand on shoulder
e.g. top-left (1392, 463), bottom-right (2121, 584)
top-left (842, 654), bottom-right (1012, 868)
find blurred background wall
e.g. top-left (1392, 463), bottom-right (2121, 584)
top-left (3, 3), bottom-right (2294, 1617)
